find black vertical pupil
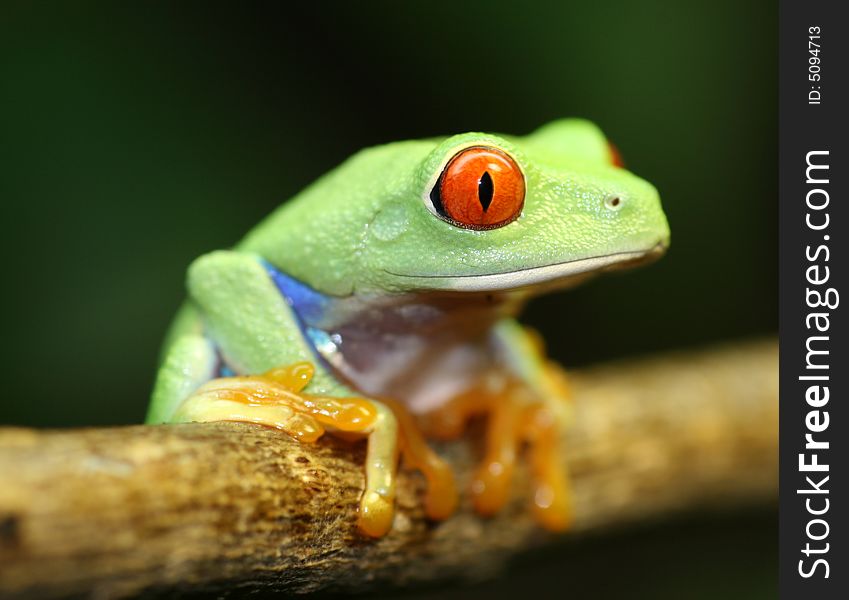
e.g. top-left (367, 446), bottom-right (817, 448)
top-left (478, 171), bottom-right (494, 212)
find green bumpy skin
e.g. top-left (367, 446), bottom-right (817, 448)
top-left (146, 118), bottom-right (670, 537)
top-left (238, 119), bottom-right (668, 296)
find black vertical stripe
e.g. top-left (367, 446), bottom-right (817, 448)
top-left (478, 171), bottom-right (494, 212)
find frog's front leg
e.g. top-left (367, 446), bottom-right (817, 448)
top-left (422, 319), bottom-right (573, 531)
top-left (494, 320), bottom-right (574, 531)
top-left (174, 363), bottom-right (401, 537)
top-left (167, 250), bottom-right (403, 537)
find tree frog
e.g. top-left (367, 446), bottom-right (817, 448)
top-left (146, 119), bottom-right (670, 538)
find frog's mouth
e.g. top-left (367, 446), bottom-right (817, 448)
top-left (384, 242), bottom-right (667, 293)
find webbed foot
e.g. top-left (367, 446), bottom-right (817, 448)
top-left (421, 365), bottom-right (574, 531)
top-left (383, 399), bottom-right (458, 521)
top-left (172, 362), bottom-right (457, 537)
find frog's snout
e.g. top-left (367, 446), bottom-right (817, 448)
top-left (629, 185), bottom-right (670, 253)
top-left (647, 239), bottom-right (669, 261)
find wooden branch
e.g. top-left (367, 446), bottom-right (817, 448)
top-left (0, 340), bottom-right (777, 599)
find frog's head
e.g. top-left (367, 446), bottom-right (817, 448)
top-left (245, 119), bottom-right (670, 298)
top-left (360, 119), bottom-right (669, 295)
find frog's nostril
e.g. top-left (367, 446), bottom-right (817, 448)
top-left (604, 195), bottom-right (623, 210)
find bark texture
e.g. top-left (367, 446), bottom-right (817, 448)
top-left (0, 340), bottom-right (777, 598)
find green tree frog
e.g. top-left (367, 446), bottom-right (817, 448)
top-left (147, 119), bottom-right (670, 537)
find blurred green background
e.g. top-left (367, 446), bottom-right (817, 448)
top-left (1, 1), bottom-right (776, 598)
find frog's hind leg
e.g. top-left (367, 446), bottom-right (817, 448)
top-left (147, 309), bottom-right (217, 425)
top-left (173, 250), bottom-right (415, 537)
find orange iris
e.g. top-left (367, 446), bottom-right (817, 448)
top-left (435, 146), bottom-right (525, 230)
top-left (607, 141), bottom-right (625, 168)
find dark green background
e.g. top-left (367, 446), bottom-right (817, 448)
top-left (1, 1), bottom-right (776, 598)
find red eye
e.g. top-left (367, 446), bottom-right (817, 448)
top-left (431, 146), bottom-right (525, 230)
top-left (608, 141), bottom-right (625, 168)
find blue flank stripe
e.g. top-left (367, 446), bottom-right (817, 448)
top-left (261, 260), bottom-right (328, 327)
